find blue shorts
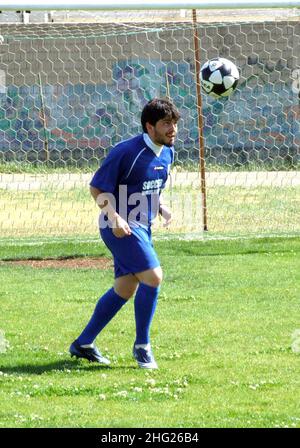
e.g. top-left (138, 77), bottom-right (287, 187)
top-left (100, 225), bottom-right (160, 279)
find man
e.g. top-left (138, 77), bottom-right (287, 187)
top-left (69, 98), bottom-right (180, 369)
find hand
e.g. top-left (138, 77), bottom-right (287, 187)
top-left (111, 215), bottom-right (132, 238)
top-left (159, 204), bottom-right (172, 228)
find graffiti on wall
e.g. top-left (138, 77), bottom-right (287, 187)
top-left (0, 59), bottom-right (299, 165)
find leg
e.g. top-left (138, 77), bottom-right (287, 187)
top-left (114, 273), bottom-right (139, 299)
top-left (134, 267), bottom-right (163, 344)
top-left (132, 267), bottom-right (163, 369)
top-left (70, 274), bottom-right (137, 364)
top-left (134, 266), bottom-right (163, 288)
top-left (76, 273), bottom-right (138, 345)
top-left (98, 226), bottom-right (162, 368)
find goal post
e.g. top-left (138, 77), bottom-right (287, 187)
top-left (0, 1), bottom-right (299, 242)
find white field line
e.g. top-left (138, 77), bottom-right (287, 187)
top-left (0, 171), bottom-right (300, 190)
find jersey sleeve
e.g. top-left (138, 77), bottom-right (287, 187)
top-left (90, 146), bottom-right (125, 193)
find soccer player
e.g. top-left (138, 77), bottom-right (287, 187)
top-left (70, 98), bottom-right (180, 369)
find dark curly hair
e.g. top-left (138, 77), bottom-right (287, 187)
top-left (141, 98), bottom-right (180, 133)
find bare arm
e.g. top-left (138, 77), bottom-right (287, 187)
top-left (90, 186), bottom-right (131, 237)
top-left (90, 186), bottom-right (118, 221)
top-left (159, 194), bottom-right (172, 227)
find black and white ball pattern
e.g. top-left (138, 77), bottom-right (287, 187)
top-left (200, 57), bottom-right (239, 98)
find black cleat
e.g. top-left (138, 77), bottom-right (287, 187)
top-left (133, 343), bottom-right (158, 369)
top-left (69, 340), bottom-right (110, 365)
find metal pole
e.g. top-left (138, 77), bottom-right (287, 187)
top-left (192, 8), bottom-right (208, 232)
top-left (38, 73), bottom-right (49, 163)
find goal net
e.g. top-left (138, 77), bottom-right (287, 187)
top-left (0, 6), bottom-right (299, 242)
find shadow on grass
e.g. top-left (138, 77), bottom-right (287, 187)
top-left (0, 359), bottom-right (137, 375)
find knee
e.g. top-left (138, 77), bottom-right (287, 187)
top-left (114, 276), bottom-right (138, 300)
top-left (117, 285), bottom-right (138, 300)
top-left (150, 271), bottom-right (163, 288)
top-left (141, 267), bottom-right (163, 288)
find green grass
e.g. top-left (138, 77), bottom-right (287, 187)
top-left (0, 236), bottom-right (300, 428)
top-left (0, 184), bottom-right (299, 238)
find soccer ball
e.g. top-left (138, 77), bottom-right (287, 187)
top-left (200, 57), bottom-right (239, 98)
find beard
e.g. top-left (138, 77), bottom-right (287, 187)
top-left (153, 131), bottom-right (175, 147)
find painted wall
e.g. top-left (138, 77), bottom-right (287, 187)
top-left (0, 22), bottom-right (299, 167)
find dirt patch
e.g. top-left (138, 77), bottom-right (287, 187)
top-left (3, 257), bottom-right (113, 270)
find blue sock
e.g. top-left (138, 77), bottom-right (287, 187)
top-left (134, 283), bottom-right (160, 345)
top-left (77, 288), bottom-right (127, 345)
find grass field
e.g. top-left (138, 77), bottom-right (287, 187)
top-left (0, 236), bottom-right (300, 428)
top-left (0, 184), bottom-right (299, 238)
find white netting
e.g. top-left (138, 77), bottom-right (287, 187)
top-left (0, 10), bottom-right (299, 240)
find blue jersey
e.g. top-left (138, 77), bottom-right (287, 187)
top-left (90, 134), bottom-right (174, 228)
